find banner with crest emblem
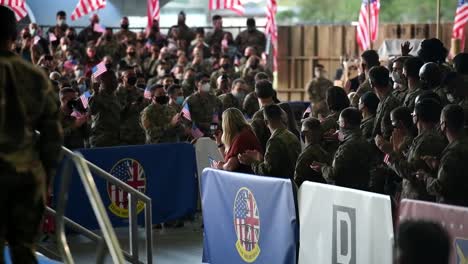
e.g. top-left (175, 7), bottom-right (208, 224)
top-left (55, 143), bottom-right (198, 230)
top-left (201, 168), bottom-right (298, 264)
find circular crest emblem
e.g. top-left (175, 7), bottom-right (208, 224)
top-left (233, 187), bottom-right (261, 262)
top-left (107, 158), bottom-right (146, 218)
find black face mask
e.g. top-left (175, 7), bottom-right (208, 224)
top-left (67, 34), bottom-right (75, 41)
top-left (105, 63), bottom-right (113, 70)
top-left (105, 35), bottom-right (112, 41)
top-left (121, 24), bottom-right (129, 30)
top-left (128, 52), bottom-right (136, 57)
top-left (137, 84), bottom-right (146, 89)
top-left (127, 76), bottom-right (137, 86)
top-left (155, 95), bottom-right (169, 105)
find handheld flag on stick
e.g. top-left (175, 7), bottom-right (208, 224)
top-left (181, 103), bottom-right (192, 121)
top-left (48, 32), bottom-right (57, 42)
top-left (91, 61), bottom-right (107, 79)
top-left (80, 91), bottom-right (91, 109)
top-left (192, 125), bottom-right (204, 139)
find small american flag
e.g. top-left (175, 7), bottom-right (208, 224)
top-left (0, 0), bottom-right (28, 21)
top-left (192, 125), bottom-right (204, 139)
top-left (71, 0), bottom-right (106, 21)
top-left (383, 154), bottom-right (391, 165)
top-left (33, 35), bottom-right (41, 45)
top-left (212, 112), bottom-right (219, 124)
top-left (93, 23), bottom-right (106, 33)
top-left (80, 91), bottom-right (91, 109)
top-left (92, 61), bottom-right (107, 78)
top-left (144, 88), bottom-right (152, 100)
top-left (302, 105), bottom-right (312, 119)
top-left (453, 0), bottom-right (468, 50)
top-left (209, 0), bottom-right (244, 15)
top-left (147, 0), bottom-right (160, 28)
top-left (181, 103), bottom-right (192, 121)
top-left (49, 32), bottom-right (57, 42)
top-left (356, 0), bottom-right (380, 51)
top-left (234, 189), bottom-right (260, 251)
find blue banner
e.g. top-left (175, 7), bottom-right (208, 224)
top-left (201, 168), bottom-right (298, 264)
top-left (55, 143), bottom-right (198, 230)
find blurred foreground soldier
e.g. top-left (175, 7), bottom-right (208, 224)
top-left (239, 104), bottom-right (301, 179)
top-left (391, 56), bottom-right (409, 104)
top-left (294, 118), bottom-right (329, 186)
top-left (243, 72), bottom-right (268, 118)
top-left (219, 78), bottom-right (247, 111)
top-left (370, 66), bottom-right (400, 141)
top-left (419, 62), bottom-right (447, 105)
top-left (89, 70), bottom-right (121, 147)
top-left (353, 49), bottom-right (380, 106)
top-left (311, 108), bottom-right (372, 191)
top-left (0, 6), bottom-right (63, 262)
top-left (419, 105), bottom-right (468, 206)
top-left (306, 64), bottom-right (333, 117)
top-left (396, 221), bottom-right (450, 264)
top-left (141, 85), bottom-right (184, 144)
top-left (402, 57), bottom-right (424, 112)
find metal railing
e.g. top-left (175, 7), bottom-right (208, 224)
top-left (46, 147), bottom-right (153, 264)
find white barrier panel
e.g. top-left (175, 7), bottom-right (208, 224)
top-left (194, 137), bottom-right (224, 178)
top-left (298, 182), bottom-right (394, 264)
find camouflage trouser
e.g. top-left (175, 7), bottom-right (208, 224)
top-left (0, 161), bottom-right (46, 264)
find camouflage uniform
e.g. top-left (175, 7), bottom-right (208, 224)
top-left (184, 92), bottom-right (223, 135)
top-left (306, 77), bottom-right (333, 117)
top-left (352, 79), bottom-right (372, 106)
top-left (373, 93), bottom-right (400, 140)
top-left (205, 29), bottom-right (233, 46)
top-left (114, 29), bottom-right (137, 44)
top-left (241, 66), bottom-right (264, 91)
top-left (185, 61), bottom-right (211, 75)
top-left (168, 102), bottom-right (183, 114)
top-left (321, 129), bottom-right (372, 191)
top-left (181, 79), bottom-right (196, 98)
top-left (143, 57), bottom-right (159, 78)
top-left (403, 86), bottom-right (423, 112)
top-left (140, 103), bottom-right (183, 144)
top-left (243, 92), bottom-right (259, 119)
top-left (60, 112), bottom-right (88, 149)
top-left (425, 138), bottom-right (468, 206)
top-left (460, 99), bottom-right (468, 134)
top-left (116, 86), bottom-right (146, 145)
top-left (320, 112), bottom-right (340, 155)
top-left (294, 143), bottom-right (330, 187)
top-left (234, 29), bottom-right (267, 54)
top-left (251, 128), bottom-right (301, 179)
top-left (387, 128), bottom-right (446, 201)
top-left (218, 93), bottom-right (241, 112)
top-left (0, 50), bottom-right (63, 263)
top-left (392, 85), bottom-right (407, 105)
top-left (360, 115), bottom-right (375, 141)
top-left (89, 91), bottom-right (121, 147)
top-left (433, 86), bottom-right (449, 106)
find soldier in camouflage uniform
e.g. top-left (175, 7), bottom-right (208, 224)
top-left (242, 72), bottom-right (269, 119)
top-left (234, 18), bottom-right (267, 55)
top-left (294, 118), bottom-right (330, 186)
top-left (116, 70), bottom-right (146, 145)
top-left (167, 84), bottom-right (184, 113)
top-left (0, 7), bottom-right (63, 262)
top-left (59, 88), bottom-right (89, 149)
top-left (210, 56), bottom-right (237, 90)
top-left (183, 73), bottom-right (223, 136)
top-left (241, 56), bottom-right (264, 91)
top-left (306, 64), bottom-right (333, 117)
top-left (141, 84), bottom-right (184, 144)
top-left (89, 70), bottom-right (121, 147)
top-left (239, 104), bottom-right (301, 179)
top-left (421, 105), bottom-right (468, 206)
top-left (370, 66), bottom-right (401, 140)
top-left (312, 108), bottom-right (372, 191)
top-left (390, 57), bottom-right (409, 104)
top-left (384, 99), bottom-right (446, 201)
top-left (219, 79), bottom-right (247, 112)
top-left (181, 67), bottom-right (196, 98)
top-left (353, 50), bottom-right (380, 106)
top-left (419, 62), bottom-right (449, 106)
top-left (402, 57), bottom-right (424, 112)
top-left (358, 91), bottom-right (379, 141)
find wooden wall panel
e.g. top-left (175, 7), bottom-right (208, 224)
top-left (277, 26), bottom-right (291, 90)
top-left (344, 25), bottom-right (358, 58)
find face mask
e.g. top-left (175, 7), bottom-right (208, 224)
top-left (67, 55), bottom-right (73, 61)
top-left (391, 72), bottom-right (402, 84)
top-left (30, 29), bottom-right (36, 36)
top-left (127, 76), bottom-right (137, 86)
top-left (175, 73), bottom-right (183, 80)
top-left (447, 94), bottom-right (455, 103)
top-left (155, 95), bottom-right (169, 105)
top-left (233, 91), bottom-right (246, 101)
top-left (75, 70), bottom-right (83, 78)
top-left (67, 34), bottom-right (75, 41)
top-left (201, 83), bottom-right (211, 92)
top-left (137, 84), bottom-right (146, 89)
top-left (176, 96), bottom-right (184, 105)
top-left (58, 19), bottom-right (66, 26)
top-left (61, 45), bottom-right (68, 51)
top-left (105, 63), bottom-right (113, 70)
top-left (158, 69), bottom-right (166, 77)
top-left (128, 51), bottom-right (136, 57)
top-left (78, 83), bottom-right (87, 93)
top-left (121, 24), bottom-right (129, 30)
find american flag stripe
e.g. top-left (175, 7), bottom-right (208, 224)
top-left (209, 0), bottom-right (244, 15)
top-left (92, 61), bottom-right (107, 78)
top-left (453, 0), bottom-right (468, 51)
top-left (0, 0), bottom-right (28, 21)
top-left (181, 103), bottom-right (192, 121)
top-left (265, 0), bottom-right (278, 71)
top-left (357, 0), bottom-right (380, 51)
top-left (70, 0), bottom-right (106, 21)
top-left (147, 0), bottom-right (160, 28)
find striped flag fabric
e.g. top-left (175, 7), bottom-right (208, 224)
top-left (33, 35), bottom-right (41, 45)
top-left (93, 23), bottom-right (106, 33)
top-left (192, 125), bottom-right (204, 139)
top-left (80, 91), bottom-right (91, 109)
top-left (265, 0), bottom-right (278, 71)
top-left (147, 0), bottom-right (160, 28)
top-left (48, 32), bottom-right (57, 42)
top-left (453, 0), bottom-right (468, 50)
top-left (144, 88), bottom-right (153, 99)
top-left (209, 0), bottom-right (245, 15)
top-left (0, 0), bottom-right (28, 21)
top-left (356, 0), bottom-right (380, 51)
top-left (70, 0), bottom-right (106, 21)
top-left (302, 105), bottom-right (312, 119)
top-left (91, 61), bottom-right (107, 78)
top-left (181, 103), bottom-right (192, 121)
